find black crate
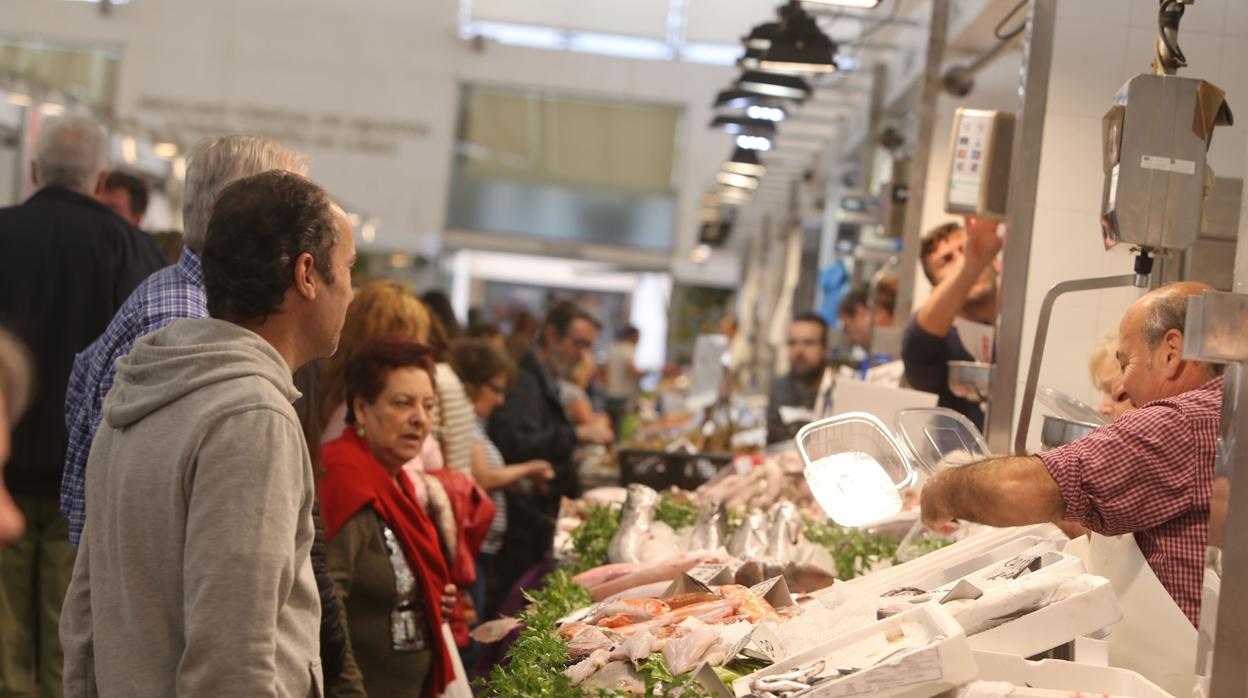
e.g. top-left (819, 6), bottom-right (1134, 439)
top-left (616, 449), bottom-right (733, 491)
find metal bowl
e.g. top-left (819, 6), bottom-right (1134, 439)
top-left (948, 361), bottom-right (994, 402)
top-left (1040, 414), bottom-right (1099, 449)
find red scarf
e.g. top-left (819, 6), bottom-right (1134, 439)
top-left (426, 468), bottom-right (496, 646)
top-left (320, 429), bottom-right (454, 698)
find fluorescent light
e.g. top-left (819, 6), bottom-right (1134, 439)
top-left (121, 136), bottom-right (137, 164)
top-left (6, 93), bottom-right (32, 107)
top-left (736, 134), bottom-right (772, 151)
top-left (568, 32), bottom-right (672, 60)
top-left (40, 103), bottom-right (65, 116)
top-left (681, 43), bottom-right (740, 66)
top-left (690, 244), bottom-right (713, 264)
top-left (803, 0), bottom-right (882, 7)
top-left (172, 156), bottom-right (187, 180)
top-left (717, 171), bottom-right (760, 190)
top-left (153, 142), bottom-right (178, 159)
top-left (361, 220), bottom-right (377, 243)
top-left (738, 71), bottom-right (812, 101)
top-left (710, 115), bottom-right (777, 137)
top-left (746, 105), bottom-right (786, 122)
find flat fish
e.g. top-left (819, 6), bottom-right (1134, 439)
top-left (689, 501), bottom-right (729, 551)
top-left (764, 501), bottom-right (804, 561)
top-left (608, 484), bottom-right (661, 564)
top-left (727, 509), bottom-right (769, 559)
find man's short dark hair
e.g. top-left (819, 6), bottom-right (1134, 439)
top-left (838, 286), bottom-right (869, 319)
top-left (203, 170), bottom-right (339, 324)
top-left (919, 222), bottom-right (962, 285)
top-left (618, 325), bottom-right (640, 342)
top-left (104, 170), bottom-right (149, 218)
top-left (792, 311), bottom-right (828, 346)
top-left (542, 301), bottom-right (601, 343)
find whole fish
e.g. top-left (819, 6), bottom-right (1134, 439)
top-left (589, 551), bottom-right (728, 601)
top-left (661, 624), bottom-right (722, 676)
top-left (608, 484), bottom-right (661, 564)
top-left (764, 501), bottom-right (803, 561)
top-left (689, 501), bottom-right (730, 551)
top-left (565, 649), bottom-right (612, 685)
top-left (728, 509), bottom-right (769, 559)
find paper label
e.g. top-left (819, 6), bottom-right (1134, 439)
top-left (749, 624), bottom-right (786, 661)
top-left (749, 576), bottom-right (796, 609)
top-left (802, 646), bottom-right (945, 697)
top-left (689, 563), bottom-right (732, 586)
top-left (693, 662), bottom-right (734, 698)
top-left (1140, 154), bottom-right (1196, 175)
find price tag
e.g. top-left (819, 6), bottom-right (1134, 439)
top-left (802, 646), bottom-right (944, 697)
top-left (749, 624), bottom-right (785, 661)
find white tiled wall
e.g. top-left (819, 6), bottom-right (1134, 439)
top-left (1009, 0), bottom-right (1248, 450)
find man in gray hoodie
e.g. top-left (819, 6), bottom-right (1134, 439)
top-left (60, 170), bottom-right (356, 697)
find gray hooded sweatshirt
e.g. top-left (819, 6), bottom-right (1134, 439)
top-left (60, 318), bottom-right (322, 697)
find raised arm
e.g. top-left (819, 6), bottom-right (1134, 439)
top-left (915, 216), bottom-right (1002, 337)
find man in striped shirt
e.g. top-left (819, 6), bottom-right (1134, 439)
top-left (921, 281), bottom-right (1222, 627)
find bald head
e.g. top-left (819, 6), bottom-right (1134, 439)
top-left (1115, 281), bottom-right (1219, 406)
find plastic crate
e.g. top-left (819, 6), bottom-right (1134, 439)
top-left (616, 448), bottom-right (732, 490)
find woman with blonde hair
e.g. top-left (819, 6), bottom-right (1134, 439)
top-left (319, 282), bottom-right (432, 441)
top-left (1088, 331), bottom-right (1133, 422)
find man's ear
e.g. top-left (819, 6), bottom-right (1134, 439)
top-left (293, 252), bottom-right (318, 301)
top-left (29, 161), bottom-right (38, 187)
top-left (93, 171), bottom-right (108, 196)
top-left (1163, 329), bottom-right (1186, 380)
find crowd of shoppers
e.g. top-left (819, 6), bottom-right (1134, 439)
top-left (0, 114), bottom-right (627, 697)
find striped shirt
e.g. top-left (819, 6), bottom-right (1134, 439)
top-left (61, 247), bottom-right (207, 545)
top-left (475, 419), bottom-right (507, 554)
top-left (1039, 375), bottom-right (1222, 626)
top-left (435, 363), bottom-right (476, 473)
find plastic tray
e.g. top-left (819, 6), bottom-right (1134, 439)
top-left (732, 603), bottom-right (978, 698)
top-left (971, 650), bottom-right (1173, 698)
top-left (616, 448), bottom-right (732, 490)
top-left (796, 412), bottom-right (915, 527)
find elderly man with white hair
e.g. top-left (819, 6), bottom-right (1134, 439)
top-left (0, 114), bottom-right (165, 698)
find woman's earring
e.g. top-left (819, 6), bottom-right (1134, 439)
top-left (355, 425), bottom-right (366, 438)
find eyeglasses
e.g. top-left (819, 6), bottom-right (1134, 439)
top-left (570, 338), bottom-right (594, 351)
top-left (486, 381), bottom-right (508, 395)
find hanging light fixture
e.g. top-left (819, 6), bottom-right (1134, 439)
top-left (716, 171), bottom-right (760, 190)
top-left (803, 0), bottom-right (882, 7)
top-left (758, 1), bottom-right (839, 74)
top-left (743, 20), bottom-right (781, 51)
top-left (738, 70), bottom-right (812, 101)
top-left (722, 146), bottom-right (765, 178)
top-left (709, 115), bottom-right (778, 137)
top-left (735, 134), bottom-right (773, 151)
top-left (713, 88), bottom-right (789, 121)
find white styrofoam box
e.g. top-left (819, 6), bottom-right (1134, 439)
top-left (834, 525), bottom-right (1064, 598)
top-left (732, 604), bottom-right (977, 698)
top-left (972, 650), bottom-right (1173, 698)
top-left (910, 545), bottom-right (1084, 596)
top-left (967, 574), bottom-right (1120, 658)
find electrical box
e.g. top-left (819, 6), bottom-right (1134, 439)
top-left (1100, 74), bottom-right (1233, 253)
top-left (944, 108), bottom-right (1015, 220)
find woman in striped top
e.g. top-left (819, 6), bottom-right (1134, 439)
top-left (448, 339), bottom-right (555, 620)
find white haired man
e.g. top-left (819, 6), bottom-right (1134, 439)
top-left (0, 114), bottom-right (166, 698)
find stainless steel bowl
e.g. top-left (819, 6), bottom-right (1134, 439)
top-left (948, 361), bottom-right (994, 402)
top-left (1040, 414), bottom-right (1099, 449)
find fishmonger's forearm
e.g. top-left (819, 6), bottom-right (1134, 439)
top-left (939, 456), bottom-right (1065, 527)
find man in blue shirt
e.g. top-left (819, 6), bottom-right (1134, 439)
top-left (900, 216), bottom-right (1003, 430)
top-left (61, 135), bottom-right (307, 544)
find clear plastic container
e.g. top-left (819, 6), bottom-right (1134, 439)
top-left (1036, 385), bottom-right (1107, 426)
top-left (796, 412), bottom-right (915, 527)
top-left (894, 407), bottom-right (992, 476)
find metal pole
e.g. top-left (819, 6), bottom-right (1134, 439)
top-left (893, 0), bottom-right (948, 322)
top-left (860, 62), bottom-right (888, 197)
top-left (1012, 274), bottom-right (1141, 455)
top-left (1206, 126), bottom-right (1248, 698)
top-left (984, 0), bottom-right (1057, 454)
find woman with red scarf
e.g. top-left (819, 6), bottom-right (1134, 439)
top-left (320, 339), bottom-right (490, 697)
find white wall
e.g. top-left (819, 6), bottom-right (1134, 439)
top-left (4, 0), bottom-right (741, 284)
top-left (1011, 0), bottom-right (1248, 449)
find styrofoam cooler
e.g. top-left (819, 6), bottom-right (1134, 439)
top-left (732, 604), bottom-right (977, 698)
top-left (968, 650), bottom-right (1173, 698)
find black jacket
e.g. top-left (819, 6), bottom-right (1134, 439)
top-left (488, 351), bottom-right (580, 504)
top-left (0, 186), bottom-right (166, 496)
top-left (487, 351), bottom-right (578, 597)
top-left (311, 500), bottom-right (348, 686)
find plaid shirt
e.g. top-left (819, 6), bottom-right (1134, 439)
top-left (1039, 375), bottom-right (1223, 626)
top-left (61, 247), bottom-right (207, 544)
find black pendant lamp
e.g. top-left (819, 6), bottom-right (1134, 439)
top-left (758, 1), bottom-right (839, 74)
top-left (722, 146), bottom-right (766, 178)
top-left (738, 70), bottom-right (812, 101)
top-left (709, 114), bottom-right (779, 137)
